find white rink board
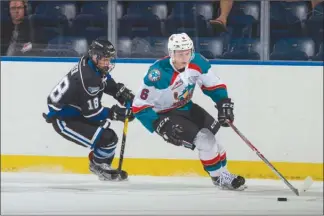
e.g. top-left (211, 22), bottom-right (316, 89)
top-left (1, 172), bottom-right (323, 215)
top-left (1, 61), bottom-right (323, 163)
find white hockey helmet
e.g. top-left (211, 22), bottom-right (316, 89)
top-left (167, 33), bottom-right (194, 59)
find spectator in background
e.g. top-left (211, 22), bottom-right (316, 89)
top-left (2, 0), bottom-right (40, 56)
top-left (210, 0), bottom-right (233, 33)
top-left (209, 0), bottom-right (323, 34)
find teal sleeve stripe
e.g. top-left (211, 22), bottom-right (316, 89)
top-left (202, 88), bottom-right (228, 103)
top-left (134, 107), bottom-right (159, 133)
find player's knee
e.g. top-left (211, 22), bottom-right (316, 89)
top-left (93, 129), bottom-right (118, 163)
top-left (194, 128), bottom-right (216, 152)
top-left (96, 129), bottom-right (118, 149)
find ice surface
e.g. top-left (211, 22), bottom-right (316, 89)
top-left (1, 172), bottom-right (323, 215)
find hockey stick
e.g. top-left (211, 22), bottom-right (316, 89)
top-left (227, 121), bottom-right (313, 196)
top-left (117, 102), bottom-right (131, 172)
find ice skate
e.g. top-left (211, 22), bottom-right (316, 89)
top-left (211, 170), bottom-right (246, 191)
top-left (89, 152), bottom-right (128, 181)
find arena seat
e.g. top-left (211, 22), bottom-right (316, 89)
top-left (126, 1), bottom-right (168, 21)
top-left (312, 43), bottom-right (323, 61)
top-left (270, 1), bottom-right (308, 46)
top-left (130, 37), bottom-right (152, 58)
top-left (165, 15), bottom-right (209, 37)
top-left (197, 37), bottom-right (226, 59)
top-left (117, 37), bottom-right (132, 58)
top-left (47, 36), bottom-right (88, 56)
top-left (80, 2), bottom-right (107, 15)
top-left (221, 38), bottom-right (261, 60)
top-left (148, 37), bottom-right (169, 58)
top-left (34, 2), bottom-right (77, 24)
top-left (118, 14), bottom-right (163, 38)
top-left (270, 38), bottom-right (315, 61)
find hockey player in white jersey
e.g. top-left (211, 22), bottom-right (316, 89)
top-left (132, 33), bottom-right (246, 190)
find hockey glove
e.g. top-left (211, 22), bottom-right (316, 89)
top-left (216, 98), bottom-right (234, 127)
top-left (115, 83), bottom-right (135, 106)
top-left (109, 104), bottom-right (135, 122)
top-left (153, 117), bottom-right (184, 146)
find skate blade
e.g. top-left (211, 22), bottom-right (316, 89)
top-left (215, 184), bottom-right (248, 191)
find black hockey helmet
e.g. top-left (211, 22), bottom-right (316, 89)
top-left (88, 38), bottom-right (116, 75)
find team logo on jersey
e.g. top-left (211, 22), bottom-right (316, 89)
top-left (172, 84), bottom-right (195, 107)
top-left (148, 69), bottom-right (161, 82)
top-left (88, 86), bottom-right (100, 93)
top-left (173, 92), bottom-right (178, 99)
top-left (173, 84), bottom-right (195, 101)
top-left (178, 84), bottom-right (195, 101)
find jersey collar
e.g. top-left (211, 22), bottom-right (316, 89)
top-left (88, 59), bottom-right (102, 77)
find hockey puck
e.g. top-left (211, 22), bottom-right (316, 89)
top-left (277, 197), bottom-right (288, 201)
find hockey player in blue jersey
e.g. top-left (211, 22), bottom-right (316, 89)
top-left (132, 33), bottom-right (246, 190)
top-left (43, 39), bottom-right (134, 181)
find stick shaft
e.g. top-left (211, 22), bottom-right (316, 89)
top-left (228, 121), bottom-right (299, 196)
top-left (118, 103), bottom-right (131, 171)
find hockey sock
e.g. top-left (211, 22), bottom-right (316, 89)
top-left (92, 146), bottom-right (116, 165)
top-left (194, 129), bottom-right (223, 177)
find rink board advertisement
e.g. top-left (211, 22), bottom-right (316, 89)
top-left (1, 59), bottom-right (323, 181)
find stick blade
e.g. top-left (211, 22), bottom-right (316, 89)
top-left (298, 176), bottom-right (314, 194)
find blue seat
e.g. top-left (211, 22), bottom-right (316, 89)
top-left (169, 2), bottom-right (196, 18)
top-left (270, 2), bottom-right (309, 45)
top-left (306, 16), bottom-right (324, 47)
top-left (71, 14), bottom-right (107, 35)
top-left (221, 38), bottom-right (261, 60)
top-left (47, 36), bottom-right (88, 56)
top-left (118, 14), bottom-right (163, 38)
top-left (229, 1), bottom-right (260, 21)
top-left (83, 27), bottom-right (107, 44)
top-left (127, 2), bottom-right (168, 20)
top-left (312, 43), bottom-right (323, 61)
top-left (195, 2), bottom-right (214, 21)
top-left (35, 2), bottom-right (77, 24)
top-left (197, 37), bottom-right (226, 59)
top-left (306, 3), bottom-right (323, 47)
top-left (29, 14), bottom-right (69, 41)
top-left (165, 15), bottom-right (208, 37)
top-left (130, 37), bottom-right (153, 58)
top-left (117, 37), bottom-right (132, 58)
top-left (80, 2), bottom-right (108, 15)
top-left (26, 1), bottom-right (38, 14)
top-left (270, 38), bottom-right (315, 61)
top-left (226, 1), bottom-right (260, 38)
top-left (37, 27), bottom-right (63, 44)
top-left (148, 37), bottom-right (169, 58)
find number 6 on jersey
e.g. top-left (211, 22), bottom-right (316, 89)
top-left (140, 88), bottom-right (149, 100)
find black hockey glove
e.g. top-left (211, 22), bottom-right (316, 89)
top-left (216, 98), bottom-right (234, 127)
top-left (109, 104), bottom-right (135, 122)
top-left (153, 117), bottom-right (184, 146)
top-left (115, 83), bottom-right (135, 106)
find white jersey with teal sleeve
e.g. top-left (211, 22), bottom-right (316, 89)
top-left (132, 53), bottom-right (228, 133)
